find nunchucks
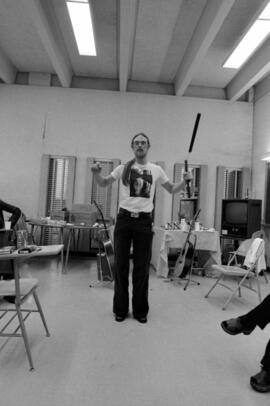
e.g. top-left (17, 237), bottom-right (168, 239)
top-left (184, 113), bottom-right (201, 197)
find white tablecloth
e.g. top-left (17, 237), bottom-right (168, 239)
top-left (151, 227), bottom-right (221, 278)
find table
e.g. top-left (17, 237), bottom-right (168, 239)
top-left (0, 244), bottom-right (64, 274)
top-left (28, 221), bottom-right (65, 271)
top-left (28, 220), bottom-right (99, 273)
top-left (0, 244), bottom-right (64, 262)
top-left (151, 227), bottom-right (221, 278)
top-left (64, 224), bottom-right (96, 272)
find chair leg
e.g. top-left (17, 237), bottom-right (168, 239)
top-left (204, 274), bottom-right (222, 298)
top-left (15, 304), bottom-right (35, 371)
top-left (255, 275), bottom-right (262, 303)
top-left (263, 270), bottom-right (268, 284)
top-left (223, 274), bottom-right (251, 310)
top-left (222, 289), bottom-right (238, 310)
top-left (33, 290), bottom-right (50, 337)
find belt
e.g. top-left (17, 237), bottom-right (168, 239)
top-left (119, 208), bottom-right (152, 219)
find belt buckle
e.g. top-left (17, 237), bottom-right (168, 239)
top-left (130, 212), bottom-right (139, 218)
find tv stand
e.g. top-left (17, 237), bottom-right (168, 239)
top-left (220, 235), bottom-right (246, 264)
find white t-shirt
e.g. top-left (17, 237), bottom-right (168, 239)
top-left (111, 162), bottom-right (169, 213)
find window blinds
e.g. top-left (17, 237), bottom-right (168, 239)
top-left (46, 157), bottom-right (76, 216)
top-left (38, 155), bottom-right (76, 244)
top-left (172, 163), bottom-right (200, 221)
top-left (223, 168), bottom-right (243, 199)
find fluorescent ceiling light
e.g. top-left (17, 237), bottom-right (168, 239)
top-left (67, 1), bottom-right (96, 56)
top-left (261, 152), bottom-right (270, 161)
top-left (259, 3), bottom-right (270, 19)
top-left (223, 1), bottom-right (270, 69)
top-left (223, 19), bottom-right (270, 69)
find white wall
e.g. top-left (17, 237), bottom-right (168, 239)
top-left (253, 89), bottom-right (270, 265)
top-left (0, 84), bottom-right (253, 227)
top-left (253, 91), bottom-right (270, 206)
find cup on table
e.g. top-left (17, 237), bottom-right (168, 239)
top-left (4, 221), bottom-right (11, 230)
top-left (194, 221), bottom-right (200, 231)
top-left (16, 230), bottom-right (28, 248)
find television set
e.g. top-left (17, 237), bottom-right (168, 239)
top-left (221, 199), bottom-right (262, 238)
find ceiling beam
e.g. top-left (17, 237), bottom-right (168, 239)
top-left (118, 0), bottom-right (138, 92)
top-left (0, 49), bottom-right (16, 83)
top-left (26, 0), bottom-right (72, 87)
top-left (174, 0), bottom-right (235, 96)
top-left (226, 38), bottom-right (270, 101)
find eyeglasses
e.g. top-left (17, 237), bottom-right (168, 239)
top-left (133, 140), bottom-right (147, 146)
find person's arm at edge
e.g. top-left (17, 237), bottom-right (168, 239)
top-left (0, 200), bottom-right (21, 228)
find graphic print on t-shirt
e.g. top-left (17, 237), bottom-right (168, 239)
top-left (130, 168), bottom-right (153, 198)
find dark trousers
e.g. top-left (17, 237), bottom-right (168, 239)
top-left (241, 294), bottom-right (270, 370)
top-left (113, 212), bottom-right (153, 318)
top-left (0, 232), bottom-right (14, 278)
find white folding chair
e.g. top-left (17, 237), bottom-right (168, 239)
top-left (228, 237), bottom-right (268, 283)
top-left (205, 238), bottom-right (264, 310)
top-left (0, 255), bottom-right (50, 370)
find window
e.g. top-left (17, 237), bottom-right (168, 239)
top-left (39, 155), bottom-right (76, 217)
top-left (38, 155), bottom-right (76, 244)
top-left (223, 168), bottom-right (243, 199)
top-left (214, 166), bottom-right (251, 231)
top-left (46, 157), bottom-right (76, 216)
top-left (172, 163), bottom-right (201, 221)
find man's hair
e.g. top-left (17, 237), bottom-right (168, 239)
top-left (122, 133), bottom-right (150, 186)
top-left (130, 132), bottom-right (150, 147)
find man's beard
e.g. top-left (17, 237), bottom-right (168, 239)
top-left (135, 149), bottom-right (147, 158)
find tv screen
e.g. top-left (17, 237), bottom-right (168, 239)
top-left (224, 201), bottom-right (248, 224)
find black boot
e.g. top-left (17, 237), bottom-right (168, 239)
top-left (250, 369), bottom-right (270, 392)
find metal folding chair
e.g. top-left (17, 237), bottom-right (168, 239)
top-left (205, 238), bottom-right (264, 310)
top-left (0, 252), bottom-right (51, 370)
top-left (228, 238), bottom-right (268, 283)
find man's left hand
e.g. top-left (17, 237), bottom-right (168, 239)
top-left (183, 171), bottom-right (193, 182)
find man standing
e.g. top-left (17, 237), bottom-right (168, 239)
top-left (91, 132), bottom-right (192, 323)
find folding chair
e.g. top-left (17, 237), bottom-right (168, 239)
top-left (205, 238), bottom-right (264, 310)
top-left (0, 255), bottom-right (50, 371)
top-left (228, 237), bottom-right (268, 283)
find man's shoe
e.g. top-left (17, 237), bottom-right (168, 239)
top-left (115, 314), bottom-right (126, 322)
top-left (134, 316), bottom-right (147, 324)
top-left (221, 317), bottom-right (255, 335)
top-left (4, 296), bottom-right (15, 304)
top-left (250, 369), bottom-right (270, 393)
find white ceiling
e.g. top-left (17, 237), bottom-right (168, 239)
top-left (0, 0), bottom-right (269, 100)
